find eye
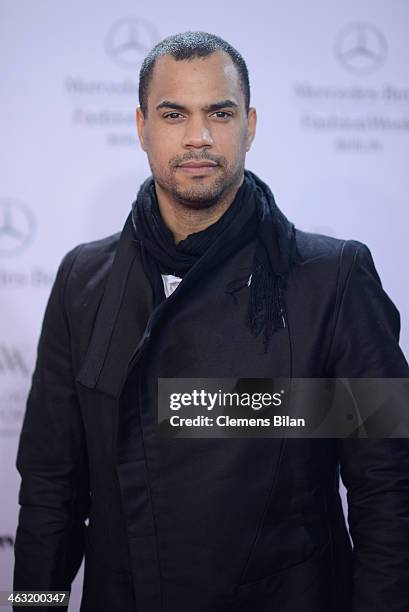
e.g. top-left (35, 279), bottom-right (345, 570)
top-left (163, 112), bottom-right (184, 120)
top-left (212, 111), bottom-right (233, 120)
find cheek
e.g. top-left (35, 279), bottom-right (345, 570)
top-left (215, 124), bottom-right (247, 150)
top-left (219, 136), bottom-right (248, 167)
top-left (147, 130), bottom-right (176, 159)
top-left (145, 140), bottom-right (175, 179)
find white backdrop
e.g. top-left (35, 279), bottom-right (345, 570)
top-left (1, 1), bottom-right (408, 609)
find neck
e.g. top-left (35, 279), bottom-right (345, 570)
top-left (155, 176), bottom-right (244, 244)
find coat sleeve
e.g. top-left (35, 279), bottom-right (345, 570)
top-left (13, 246), bottom-right (90, 600)
top-left (327, 241), bottom-right (409, 611)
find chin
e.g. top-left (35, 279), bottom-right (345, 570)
top-left (173, 185), bottom-right (225, 209)
top-left (174, 175), bottom-right (229, 202)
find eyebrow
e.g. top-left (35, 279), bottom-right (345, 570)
top-left (155, 99), bottom-right (239, 112)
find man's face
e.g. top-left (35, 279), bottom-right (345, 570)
top-left (136, 51), bottom-right (257, 209)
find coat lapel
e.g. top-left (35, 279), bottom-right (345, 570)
top-left (76, 213), bottom-right (153, 397)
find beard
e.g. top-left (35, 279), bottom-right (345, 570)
top-left (149, 151), bottom-right (244, 210)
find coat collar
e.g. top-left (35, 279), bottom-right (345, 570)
top-left (76, 213), bottom-right (153, 397)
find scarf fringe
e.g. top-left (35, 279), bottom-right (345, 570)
top-left (246, 262), bottom-right (285, 353)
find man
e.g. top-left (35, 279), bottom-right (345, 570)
top-left (14, 31), bottom-right (409, 612)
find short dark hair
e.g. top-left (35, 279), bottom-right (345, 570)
top-left (138, 31), bottom-right (250, 116)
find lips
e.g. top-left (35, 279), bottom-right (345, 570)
top-left (178, 161), bottom-right (218, 168)
top-left (177, 161), bottom-right (219, 175)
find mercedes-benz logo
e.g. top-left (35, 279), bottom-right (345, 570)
top-left (105, 17), bottom-right (158, 68)
top-left (335, 23), bottom-right (387, 74)
top-left (0, 199), bottom-right (35, 256)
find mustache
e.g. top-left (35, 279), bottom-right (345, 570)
top-left (170, 152), bottom-right (226, 168)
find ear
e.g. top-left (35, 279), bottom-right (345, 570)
top-left (245, 107), bottom-right (257, 152)
top-left (136, 106), bottom-right (147, 152)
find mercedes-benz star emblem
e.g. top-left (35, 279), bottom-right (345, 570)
top-left (335, 23), bottom-right (387, 74)
top-left (0, 199), bottom-right (35, 256)
top-left (105, 17), bottom-right (158, 68)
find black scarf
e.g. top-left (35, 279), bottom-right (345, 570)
top-left (131, 170), bottom-right (297, 351)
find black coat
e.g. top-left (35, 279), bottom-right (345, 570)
top-left (14, 212), bottom-right (409, 612)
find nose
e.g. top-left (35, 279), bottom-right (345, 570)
top-left (182, 115), bottom-right (214, 149)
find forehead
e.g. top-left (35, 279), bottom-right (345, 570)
top-left (147, 51), bottom-right (244, 107)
